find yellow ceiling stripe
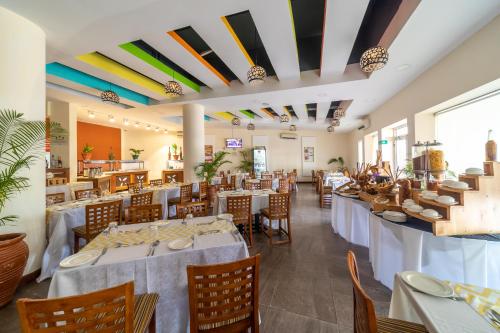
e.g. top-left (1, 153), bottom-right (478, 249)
top-left (282, 106), bottom-right (292, 118)
top-left (76, 52), bottom-right (167, 96)
top-left (221, 16), bottom-right (254, 66)
top-left (215, 112), bottom-right (234, 121)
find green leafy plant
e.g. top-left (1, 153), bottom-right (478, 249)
top-left (171, 143), bottom-right (178, 153)
top-left (82, 143), bottom-right (94, 154)
top-left (129, 148), bottom-right (144, 160)
top-left (237, 148), bottom-right (253, 173)
top-left (403, 160), bottom-right (414, 178)
top-left (195, 151), bottom-right (232, 183)
top-left (328, 156), bottom-right (345, 171)
top-left (0, 110), bottom-right (46, 225)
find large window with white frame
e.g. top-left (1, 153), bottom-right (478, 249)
top-left (357, 139), bottom-right (364, 164)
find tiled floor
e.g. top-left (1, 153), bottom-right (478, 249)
top-left (0, 184), bottom-right (391, 332)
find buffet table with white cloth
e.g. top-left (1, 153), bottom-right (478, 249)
top-left (48, 216), bottom-right (249, 333)
top-left (214, 189), bottom-right (275, 215)
top-left (389, 273), bottom-right (498, 332)
top-left (331, 194), bottom-right (500, 290)
top-left (46, 181), bottom-right (94, 201)
top-left (324, 175), bottom-right (351, 189)
top-left (39, 183), bottom-right (199, 281)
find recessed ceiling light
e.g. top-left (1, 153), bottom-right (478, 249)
top-left (155, 127), bottom-right (160, 132)
top-left (163, 129), bottom-right (168, 134)
top-left (123, 118), bottom-right (129, 126)
top-left (88, 111), bottom-right (95, 119)
top-left (397, 64), bottom-right (411, 71)
top-left (108, 115), bottom-right (115, 122)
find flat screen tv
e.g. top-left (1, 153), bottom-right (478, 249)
top-left (225, 138), bottom-right (243, 148)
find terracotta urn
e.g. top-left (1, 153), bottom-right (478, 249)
top-left (173, 154), bottom-right (179, 161)
top-left (81, 153), bottom-right (92, 161)
top-left (0, 233), bottom-right (29, 307)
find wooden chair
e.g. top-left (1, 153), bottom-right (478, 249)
top-left (46, 192), bottom-right (65, 205)
top-left (193, 181), bottom-right (208, 201)
top-left (167, 183), bottom-right (193, 218)
top-left (17, 281), bottom-right (159, 333)
top-left (131, 191), bottom-right (153, 207)
top-left (230, 175), bottom-right (237, 190)
top-left (288, 173), bottom-right (297, 192)
top-left (319, 180), bottom-right (333, 208)
top-left (260, 179), bottom-right (272, 190)
top-left (46, 177), bottom-right (67, 186)
top-left (261, 173), bottom-right (272, 180)
top-left (72, 200), bottom-right (122, 252)
top-left (187, 255), bottom-right (260, 333)
top-left (220, 175), bottom-right (229, 185)
top-left (273, 170), bottom-right (283, 178)
top-left (316, 171), bottom-right (325, 193)
top-left (177, 201), bottom-right (208, 219)
top-left (219, 170), bottom-right (225, 177)
top-left (244, 182), bottom-right (260, 190)
top-left (311, 170), bottom-right (316, 185)
top-left (128, 183), bottom-right (141, 194)
top-left (347, 251), bottom-right (428, 333)
top-left (128, 204), bottom-right (162, 224)
top-left (227, 195), bottom-right (253, 247)
top-left (260, 193), bottom-right (291, 245)
top-left (74, 188), bottom-right (101, 200)
top-left (149, 178), bottom-right (163, 187)
top-left (278, 178), bottom-right (289, 193)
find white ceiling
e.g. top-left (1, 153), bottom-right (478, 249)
top-left (2, 0), bottom-right (499, 132)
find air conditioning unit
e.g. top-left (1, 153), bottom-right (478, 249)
top-left (280, 132), bottom-right (298, 140)
top-left (357, 118), bottom-right (370, 131)
top-left (176, 131), bottom-right (183, 137)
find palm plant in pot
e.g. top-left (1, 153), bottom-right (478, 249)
top-left (0, 109), bottom-right (46, 307)
top-left (195, 151), bottom-right (232, 204)
top-left (237, 148), bottom-right (253, 173)
top-left (129, 148), bottom-right (144, 160)
top-left (328, 156), bottom-right (346, 172)
top-left (81, 143), bottom-right (94, 161)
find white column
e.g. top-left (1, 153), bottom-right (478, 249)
top-left (183, 104), bottom-right (205, 183)
top-left (0, 7), bottom-right (46, 274)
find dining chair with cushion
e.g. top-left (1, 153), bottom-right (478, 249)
top-left (260, 193), bottom-right (291, 245)
top-left (192, 181), bottom-right (208, 202)
top-left (278, 178), bottom-right (289, 193)
top-left (149, 178), bottom-right (163, 187)
top-left (74, 188), bottom-right (101, 200)
top-left (72, 199), bottom-right (122, 252)
top-left (131, 191), bottom-right (153, 207)
top-left (46, 192), bottom-right (65, 205)
top-left (227, 195), bottom-right (253, 247)
top-left (347, 251), bottom-right (428, 333)
top-left (187, 255), bottom-right (260, 333)
top-left (16, 281), bottom-right (159, 333)
top-left (260, 179), bottom-right (273, 190)
top-left (167, 183), bottom-right (193, 218)
top-left (319, 180), bottom-right (333, 208)
top-left (128, 204), bottom-right (163, 224)
top-left (177, 201), bottom-right (208, 219)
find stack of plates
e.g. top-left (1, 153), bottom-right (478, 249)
top-left (441, 180), bottom-right (470, 190)
top-left (382, 210), bottom-right (407, 222)
top-left (465, 167), bottom-right (484, 175)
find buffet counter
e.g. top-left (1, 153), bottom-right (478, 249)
top-left (78, 170), bottom-right (148, 193)
top-left (331, 194), bottom-right (500, 290)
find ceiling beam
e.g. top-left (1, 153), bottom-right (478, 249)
top-left (291, 104), bottom-right (308, 121)
top-left (316, 102), bottom-right (330, 123)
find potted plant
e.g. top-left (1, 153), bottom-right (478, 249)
top-left (0, 110), bottom-right (46, 307)
top-left (195, 151), bottom-right (232, 204)
top-left (172, 143), bottom-right (179, 160)
top-left (129, 148), bottom-right (144, 160)
top-left (328, 156), bottom-right (345, 172)
top-left (81, 143), bottom-right (94, 160)
top-left (238, 148), bottom-right (253, 173)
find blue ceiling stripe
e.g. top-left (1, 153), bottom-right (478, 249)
top-left (46, 62), bottom-right (150, 105)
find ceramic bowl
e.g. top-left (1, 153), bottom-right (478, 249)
top-left (465, 167), bottom-right (484, 175)
top-left (407, 204), bottom-right (424, 213)
top-left (436, 195), bottom-right (456, 205)
top-left (403, 199), bottom-right (415, 204)
top-left (422, 209), bottom-right (439, 218)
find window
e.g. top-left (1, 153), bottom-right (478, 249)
top-left (394, 124), bottom-right (408, 170)
top-left (357, 140), bottom-right (364, 164)
top-left (364, 131), bottom-right (378, 164)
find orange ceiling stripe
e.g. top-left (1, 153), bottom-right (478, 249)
top-left (220, 16), bottom-right (254, 66)
top-left (167, 31), bottom-right (230, 86)
top-left (260, 108), bottom-right (274, 118)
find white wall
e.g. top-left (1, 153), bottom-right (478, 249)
top-left (347, 16), bottom-right (500, 169)
top-left (0, 7), bottom-right (46, 274)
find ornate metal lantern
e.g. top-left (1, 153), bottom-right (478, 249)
top-left (360, 46), bottom-right (389, 72)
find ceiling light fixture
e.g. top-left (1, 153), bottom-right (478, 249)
top-left (327, 125), bottom-right (334, 133)
top-left (280, 114), bottom-right (290, 123)
top-left (231, 117), bottom-right (241, 126)
top-left (360, 46), bottom-right (389, 72)
top-left (146, 124), bottom-right (152, 130)
top-left (165, 71), bottom-right (183, 97)
top-left (123, 118), bottom-right (129, 126)
top-left (155, 127), bottom-right (160, 132)
top-left (331, 119), bottom-right (340, 127)
top-left (88, 111), bottom-right (95, 119)
top-left (333, 108), bottom-right (345, 119)
top-left (134, 122), bottom-right (140, 128)
top-left (108, 115), bottom-right (115, 123)
top-left (247, 122), bottom-right (255, 131)
top-left (289, 125), bottom-right (297, 132)
top-left (101, 89), bottom-right (120, 104)
top-left (247, 25), bottom-right (266, 85)
top-left (163, 129), bottom-right (168, 134)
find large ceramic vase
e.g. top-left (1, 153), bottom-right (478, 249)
top-left (0, 233), bottom-right (29, 307)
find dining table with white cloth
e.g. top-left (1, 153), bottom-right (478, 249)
top-left (389, 273), bottom-right (498, 332)
top-left (211, 173), bottom-right (248, 189)
top-left (324, 175), bottom-right (351, 189)
top-left (46, 181), bottom-right (94, 201)
top-left (39, 183), bottom-right (199, 281)
top-left (331, 194), bottom-right (500, 290)
top-left (48, 216), bottom-right (249, 333)
top-left (244, 178), bottom-right (280, 191)
top-left (214, 189), bottom-right (276, 215)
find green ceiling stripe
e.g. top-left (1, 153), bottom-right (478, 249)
top-left (239, 110), bottom-right (254, 119)
top-left (119, 42), bottom-right (200, 93)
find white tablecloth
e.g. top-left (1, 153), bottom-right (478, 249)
top-left (389, 274), bottom-right (496, 333)
top-left (244, 178), bottom-right (280, 191)
top-left (211, 173), bottom-right (248, 189)
top-left (214, 190), bottom-right (274, 215)
top-left (331, 195), bottom-right (500, 290)
top-left (46, 181), bottom-right (94, 201)
top-left (324, 176), bottom-right (350, 189)
top-left (48, 217), bottom-right (249, 333)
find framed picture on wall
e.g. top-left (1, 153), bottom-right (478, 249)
top-left (303, 147), bottom-right (314, 162)
top-left (204, 145), bottom-right (213, 162)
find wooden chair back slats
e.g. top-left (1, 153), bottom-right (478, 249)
top-left (46, 192), bottom-right (65, 205)
top-left (17, 282), bottom-right (134, 333)
top-left (74, 188), bottom-right (101, 200)
top-left (226, 195), bottom-right (252, 226)
top-left (130, 191), bottom-right (153, 207)
top-left (85, 200), bottom-right (123, 238)
top-left (177, 201), bottom-right (208, 219)
top-left (288, 174), bottom-right (297, 191)
top-left (128, 184), bottom-right (141, 194)
top-left (180, 184), bottom-right (194, 204)
top-left (244, 182), bottom-right (260, 190)
top-left (216, 184), bottom-right (232, 192)
top-left (261, 173), bottom-right (272, 180)
top-left (197, 181), bottom-right (208, 200)
top-left (268, 193), bottom-right (290, 219)
top-left (230, 175), bottom-right (237, 189)
top-left (278, 178), bottom-right (289, 193)
top-left (46, 177), bottom-right (67, 186)
top-left (149, 179), bottom-right (163, 186)
top-left (260, 179), bottom-right (272, 190)
top-left (128, 204), bottom-right (162, 224)
top-left (347, 251), bottom-right (378, 333)
top-left (187, 255), bottom-right (260, 333)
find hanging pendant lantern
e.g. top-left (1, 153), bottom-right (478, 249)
top-left (247, 122), bottom-right (255, 131)
top-left (247, 65), bottom-right (266, 86)
top-left (331, 119), bottom-right (340, 127)
top-left (164, 80), bottom-right (183, 97)
top-left (360, 46), bottom-right (389, 72)
top-left (289, 125), bottom-right (297, 132)
top-left (280, 114), bottom-right (290, 123)
top-left (231, 117), bottom-right (241, 126)
top-left (101, 90), bottom-right (120, 104)
top-left (327, 125), bottom-right (334, 133)
top-left (333, 108), bottom-right (345, 119)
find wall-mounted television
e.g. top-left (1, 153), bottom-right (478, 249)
top-left (225, 138), bottom-right (243, 148)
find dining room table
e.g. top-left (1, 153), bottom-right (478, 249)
top-left (244, 178), bottom-right (280, 191)
top-left (390, 272), bottom-right (499, 332)
top-left (39, 182), bottom-right (199, 281)
top-left (211, 172), bottom-right (248, 189)
top-left (213, 189), bottom-right (276, 215)
top-left (47, 216), bottom-right (248, 333)
top-left (46, 181), bottom-right (94, 201)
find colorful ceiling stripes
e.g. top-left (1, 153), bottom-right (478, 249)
top-left (214, 112), bottom-right (236, 121)
top-left (239, 109), bottom-right (255, 119)
top-left (220, 16), bottom-right (254, 66)
top-left (46, 62), bottom-right (150, 105)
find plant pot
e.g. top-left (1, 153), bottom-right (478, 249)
top-left (131, 155), bottom-right (139, 160)
top-left (173, 154), bottom-right (179, 160)
top-left (207, 185), bottom-right (217, 208)
top-left (0, 233), bottom-right (29, 307)
top-left (82, 153), bottom-right (92, 161)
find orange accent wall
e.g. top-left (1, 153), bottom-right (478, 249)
top-left (77, 122), bottom-right (121, 160)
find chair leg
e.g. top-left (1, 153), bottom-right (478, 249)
top-left (74, 234), bottom-right (80, 253)
top-left (268, 219), bottom-right (273, 246)
top-left (248, 220), bottom-right (253, 247)
top-left (148, 309), bottom-right (156, 333)
top-left (287, 217), bottom-right (292, 243)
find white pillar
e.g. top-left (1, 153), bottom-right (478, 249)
top-left (183, 104), bottom-right (205, 183)
top-left (0, 7), bottom-right (46, 274)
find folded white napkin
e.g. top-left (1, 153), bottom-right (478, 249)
top-left (96, 243), bottom-right (150, 265)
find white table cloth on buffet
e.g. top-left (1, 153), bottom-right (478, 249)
top-left (39, 183), bottom-right (199, 281)
top-left (48, 217), bottom-right (249, 333)
top-left (389, 274), bottom-right (497, 333)
top-left (331, 194), bottom-right (500, 290)
top-left (324, 176), bottom-right (351, 189)
top-left (214, 189), bottom-right (274, 215)
top-left (46, 181), bottom-right (94, 201)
